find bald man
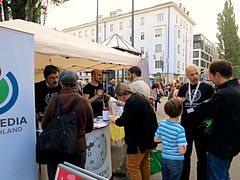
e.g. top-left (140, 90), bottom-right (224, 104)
top-left (83, 69), bottom-right (104, 117)
top-left (178, 64), bottom-right (214, 180)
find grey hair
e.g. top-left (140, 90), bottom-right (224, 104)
top-left (115, 83), bottom-right (132, 96)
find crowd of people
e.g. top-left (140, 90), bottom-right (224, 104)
top-left (35, 59), bottom-right (240, 180)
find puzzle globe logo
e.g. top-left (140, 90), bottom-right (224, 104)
top-left (0, 68), bottom-right (19, 115)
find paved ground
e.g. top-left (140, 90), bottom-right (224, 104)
top-left (111, 97), bottom-right (240, 180)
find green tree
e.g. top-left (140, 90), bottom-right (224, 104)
top-left (0, 0), bottom-right (69, 23)
top-left (217, 0), bottom-right (240, 78)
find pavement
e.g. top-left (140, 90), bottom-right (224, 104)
top-left (110, 97), bottom-right (240, 180)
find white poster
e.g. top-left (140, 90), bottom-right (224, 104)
top-left (0, 27), bottom-right (38, 180)
top-left (85, 125), bottom-right (112, 179)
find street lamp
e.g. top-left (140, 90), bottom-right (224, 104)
top-left (96, 0), bottom-right (99, 43)
top-left (131, 0), bottom-right (134, 47)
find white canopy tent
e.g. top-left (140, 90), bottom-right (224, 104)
top-left (0, 20), bottom-right (141, 81)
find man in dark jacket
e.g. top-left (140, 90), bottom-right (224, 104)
top-left (111, 83), bottom-right (158, 180)
top-left (193, 60), bottom-right (240, 180)
top-left (42, 70), bottom-right (93, 180)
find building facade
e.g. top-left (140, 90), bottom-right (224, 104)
top-left (63, 2), bottom-right (196, 83)
top-left (193, 33), bottom-right (219, 80)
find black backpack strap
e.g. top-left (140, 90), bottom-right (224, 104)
top-left (53, 95), bottom-right (80, 115)
top-left (53, 95), bottom-right (61, 116)
top-left (66, 95), bottom-right (81, 114)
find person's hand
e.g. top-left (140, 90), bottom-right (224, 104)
top-left (178, 97), bottom-right (186, 102)
top-left (109, 115), bottom-right (116, 123)
top-left (97, 89), bottom-right (103, 97)
top-left (116, 100), bottom-right (124, 106)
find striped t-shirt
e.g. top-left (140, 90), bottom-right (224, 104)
top-left (155, 119), bottom-right (187, 160)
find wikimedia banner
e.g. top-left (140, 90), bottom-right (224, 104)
top-left (0, 27), bottom-right (38, 180)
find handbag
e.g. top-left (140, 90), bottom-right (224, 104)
top-left (150, 149), bottom-right (162, 175)
top-left (36, 95), bottom-right (80, 164)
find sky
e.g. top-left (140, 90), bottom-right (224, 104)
top-left (44, 0), bottom-right (240, 44)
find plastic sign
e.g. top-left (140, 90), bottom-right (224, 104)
top-left (57, 168), bottom-right (83, 180)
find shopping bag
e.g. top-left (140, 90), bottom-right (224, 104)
top-left (150, 149), bottom-right (162, 175)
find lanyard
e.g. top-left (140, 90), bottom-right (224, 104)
top-left (188, 81), bottom-right (200, 107)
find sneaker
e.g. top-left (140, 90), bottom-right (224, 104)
top-left (112, 170), bottom-right (126, 177)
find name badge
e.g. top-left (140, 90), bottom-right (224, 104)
top-left (187, 108), bottom-right (194, 114)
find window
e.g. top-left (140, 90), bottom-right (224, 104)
top-left (99, 27), bottom-right (102, 33)
top-left (140, 32), bottom-right (145, 40)
top-left (180, 19), bottom-right (182, 27)
top-left (119, 22), bottom-right (123, 30)
top-left (157, 13), bottom-right (164, 22)
top-left (178, 29), bottom-right (181, 38)
top-left (91, 29), bottom-right (95, 36)
top-left (155, 28), bottom-right (162, 37)
top-left (155, 60), bottom-right (161, 68)
top-left (140, 17), bottom-right (144, 25)
top-left (130, 34), bottom-right (132, 42)
top-left (140, 47), bottom-right (144, 55)
top-left (79, 31), bottom-right (82, 38)
top-left (193, 42), bottom-right (201, 49)
top-left (177, 61), bottom-right (180, 68)
top-left (84, 30), bottom-right (88, 37)
top-left (186, 23), bottom-right (188, 31)
top-left (155, 44), bottom-right (162, 53)
top-left (193, 51), bottom-right (199, 58)
top-left (183, 21), bottom-right (185, 29)
top-left (176, 15), bottom-right (178, 23)
top-left (177, 45), bottom-right (180, 54)
top-left (110, 24), bottom-right (113, 32)
top-left (193, 60), bottom-right (199, 66)
top-left (73, 32), bottom-right (76, 36)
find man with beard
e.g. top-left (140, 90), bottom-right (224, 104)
top-left (83, 69), bottom-right (104, 117)
top-left (35, 65), bottom-right (61, 125)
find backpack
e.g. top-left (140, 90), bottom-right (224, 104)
top-left (36, 95), bottom-right (80, 164)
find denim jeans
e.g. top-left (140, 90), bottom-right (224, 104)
top-left (207, 152), bottom-right (232, 180)
top-left (161, 158), bottom-right (184, 180)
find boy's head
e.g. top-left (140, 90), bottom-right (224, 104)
top-left (164, 98), bottom-right (183, 118)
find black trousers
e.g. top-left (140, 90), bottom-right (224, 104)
top-left (180, 125), bottom-right (208, 180)
top-left (47, 150), bottom-right (87, 180)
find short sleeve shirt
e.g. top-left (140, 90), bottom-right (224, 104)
top-left (83, 83), bottom-right (103, 117)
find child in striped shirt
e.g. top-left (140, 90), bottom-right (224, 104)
top-left (154, 98), bottom-right (187, 180)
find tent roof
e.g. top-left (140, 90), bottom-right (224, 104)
top-left (0, 20), bottom-right (140, 81)
top-left (101, 33), bottom-right (141, 56)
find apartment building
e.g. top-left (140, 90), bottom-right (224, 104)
top-left (63, 2), bottom-right (196, 82)
top-left (193, 33), bottom-right (219, 80)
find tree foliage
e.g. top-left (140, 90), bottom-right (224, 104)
top-left (217, 0), bottom-right (240, 78)
top-left (0, 0), bottom-right (69, 23)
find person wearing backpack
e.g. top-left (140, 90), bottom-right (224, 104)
top-left (41, 70), bottom-right (94, 180)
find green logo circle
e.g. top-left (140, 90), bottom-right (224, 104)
top-left (0, 78), bottom-right (9, 104)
